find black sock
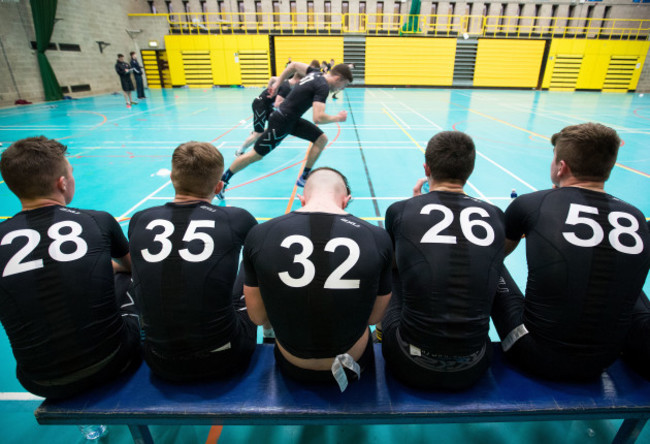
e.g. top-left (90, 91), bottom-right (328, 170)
top-left (222, 169), bottom-right (234, 183)
top-left (302, 167), bottom-right (311, 178)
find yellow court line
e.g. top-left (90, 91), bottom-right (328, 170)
top-left (453, 103), bottom-right (650, 180)
top-left (382, 108), bottom-right (425, 153)
top-left (190, 107), bottom-right (209, 116)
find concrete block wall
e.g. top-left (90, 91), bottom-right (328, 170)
top-left (0, 0), bottom-right (149, 108)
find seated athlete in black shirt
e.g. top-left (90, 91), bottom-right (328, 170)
top-left (218, 62), bottom-right (352, 199)
top-left (235, 73), bottom-right (303, 157)
top-left (128, 142), bottom-right (258, 382)
top-left (382, 131), bottom-right (505, 390)
top-left (492, 123), bottom-right (650, 381)
top-left (243, 167), bottom-right (393, 391)
top-left (0, 136), bottom-right (141, 399)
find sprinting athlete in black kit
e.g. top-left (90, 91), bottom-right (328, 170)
top-left (492, 123), bottom-right (650, 381)
top-left (128, 142), bottom-right (257, 381)
top-left (235, 74), bottom-right (303, 157)
top-left (0, 137), bottom-right (141, 399)
top-left (243, 168), bottom-right (392, 391)
top-left (218, 62), bottom-right (353, 199)
top-left (382, 131), bottom-right (505, 390)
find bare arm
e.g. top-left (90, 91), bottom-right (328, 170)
top-left (244, 285), bottom-right (268, 326)
top-left (505, 238), bottom-right (521, 256)
top-left (412, 178), bottom-right (427, 197)
top-left (113, 252), bottom-right (132, 273)
top-left (269, 62), bottom-right (309, 96)
top-left (312, 101), bottom-right (347, 124)
top-left (273, 94), bottom-right (285, 108)
top-left (368, 292), bottom-right (391, 325)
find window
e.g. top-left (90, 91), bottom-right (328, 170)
top-left (58, 43), bottom-right (81, 51)
top-left (255, 1), bottom-right (263, 24)
top-left (165, 1), bottom-right (173, 13)
top-left (70, 84), bottom-right (91, 93)
top-left (183, 1), bottom-right (190, 13)
top-left (218, 1), bottom-right (226, 21)
top-left (324, 1), bottom-right (331, 26)
top-left (273, 1), bottom-right (280, 28)
top-left (148, 1), bottom-right (157, 14)
top-left (393, 2), bottom-right (400, 25)
top-left (200, 1), bottom-right (208, 24)
top-left (343, 1), bottom-right (349, 29)
top-left (448, 2), bottom-right (455, 15)
top-left (290, 1), bottom-right (297, 26)
top-left (307, 1), bottom-right (314, 27)
top-left (429, 2), bottom-right (437, 27)
top-left (238, 1), bottom-right (245, 25)
top-left (377, 1), bottom-right (384, 28)
top-left (359, 2), bottom-right (366, 30)
top-left (30, 41), bottom-right (57, 50)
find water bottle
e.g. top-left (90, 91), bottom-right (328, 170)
top-left (421, 180), bottom-right (430, 194)
top-left (78, 425), bottom-right (108, 440)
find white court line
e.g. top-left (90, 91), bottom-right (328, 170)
top-left (118, 180), bottom-right (172, 220)
top-left (476, 151), bottom-right (538, 192)
top-left (150, 196), bottom-right (414, 201)
top-left (398, 102), bottom-right (443, 130)
top-left (0, 392), bottom-right (44, 401)
top-left (382, 104), bottom-right (410, 129)
top-left (366, 89), bottom-right (378, 98)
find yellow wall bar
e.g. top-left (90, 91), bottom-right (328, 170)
top-left (473, 39), bottom-right (545, 88)
top-left (366, 37), bottom-right (456, 86)
top-left (274, 37), bottom-right (344, 75)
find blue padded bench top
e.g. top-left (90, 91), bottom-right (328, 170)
top-left (35, 344), bottom-right (650, 438)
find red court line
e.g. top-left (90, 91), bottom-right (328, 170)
top-left (633, 108), bottom-right (650, 121)
top-left (56, 111), bottom-right (108, 141)
top-left (211, 115), bottom-right (252, 143)
top-left (205, 425), bottom-right (223, 444)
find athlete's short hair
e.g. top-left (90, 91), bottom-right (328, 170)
top-left (117, 53), bottom-right (124, 58)
top-left (171, 141), bottom-right (224, 197)
top-left (329, 63), bottom-right (353, 83)
top-left (551, 123), bottom-right (620, 181)
top-left (0, 136), bottom-right (69, 200)
top-left (306, 166), bottom-right (351, 196)
top-left (310, 59), bottom-right (320, 69)
top-left (425, 131), bottom-right (475, 184)
top-left (129, 51), bottom-right (136, 56)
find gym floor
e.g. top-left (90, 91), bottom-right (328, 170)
top-left (1, 87), bottom-right (649, 443)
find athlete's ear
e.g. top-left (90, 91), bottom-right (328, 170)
top-left (298, 194), bottom-right (306, 207)
top-left (215, 180), bottom-right (224, 195)
top-left (343, 194), bottom-right (352, 209)
top-left (423, 163), bottom-right (432, 177)
top-left (557, 160), bottom-right (570, 179)
top-left (55, 176), bottom-right (67, 193)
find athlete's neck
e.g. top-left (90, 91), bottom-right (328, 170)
top-left (297, 197), bottom-right (348, 214)
top-left (429, 179), bottom-right (465, 194)
top-left (20, 196), bottom-right (66, 211)
top-left (559, 178), bottom-right (605, 193)
top-left (173, 194), bottom-right (212, 204)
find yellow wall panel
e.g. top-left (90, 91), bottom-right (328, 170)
top-left (366, 38), bottom-right (456, 86)
top-left (166, 35), bottom-right (270, 86)
top-left (474, 39), bottom-right (545, 88)
top-left (543, 39), bottom-right (649, 91)
top-left (274, 37), bottom-right (344, 75)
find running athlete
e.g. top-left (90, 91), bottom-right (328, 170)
top-left (218, 62), bottom-right (352, 199)
top-left (243, 168), bottom-right (392, 391)
top-left (492, 123), bottom-right (650, 380)
top-left (382, 131), bottom-right (505, 390)
top-left (0, 137), bottom-right (141, 399)
top-left (235, 73), bottom-right (303, 157)
top-left (128, 141), bottom-right (258, 381)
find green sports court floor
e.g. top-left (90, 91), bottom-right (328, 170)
top-left (1, 87), bottom-right (649, 443)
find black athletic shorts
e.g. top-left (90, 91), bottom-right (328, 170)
top-left (253, 111), bottom-right (324, 157)
top-left (252, 97), bottom-right (273, 133)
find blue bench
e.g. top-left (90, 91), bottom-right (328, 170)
top-left (35, 344), bottom-right (650, 444)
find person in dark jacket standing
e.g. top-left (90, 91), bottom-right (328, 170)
top-left (130, 51), bottom-right (146, 100)
top-left (115, 54), bottom-right (136, 107)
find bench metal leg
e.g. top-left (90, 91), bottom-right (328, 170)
top-left (612, 418), bottom-right (648, 444)
top-left (128, 424), bottom-right (154, 444)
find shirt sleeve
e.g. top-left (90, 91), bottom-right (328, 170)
top-left (232, 208), bottom-right (258, 242)
top-left (375, 230), bottom-right (394, 295)
top-left (384, 201), bottom-right (402, 247)
top-left (92, 210), bottom-right (129, 258)
top-left (243, 225), bottom-right (261, 287)
top-left (277, 81), bottom-right (291, 98)
top-left (312, 81), bottom-right (329, 104)
top-left (504, 195), bottom-right (530, 241)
